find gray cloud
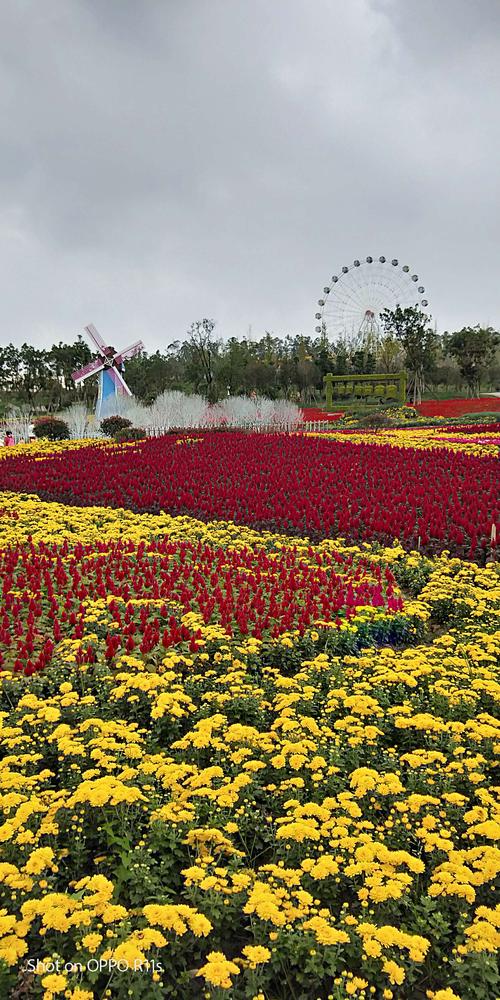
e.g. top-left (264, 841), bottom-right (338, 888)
top-left (1, 0), bottom-right (499, 349)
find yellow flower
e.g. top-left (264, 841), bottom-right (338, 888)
top-left (82, 932), bottom-right (103, 953)
top-left (346, 979), bottom-right (368, 995)
top-left (100, 904), bottom-right (128, 923)
top-left (196, 951), bottom-right (240, 989)
top-left (429, 991), bottom-right (463, 1000)
top-left (24, 847), bottom-right (55, 874)
top-left (40, 973), bottom-right (67, 994)
top-left (143, 903), bottom-right (212, 937)
top-left (302, 917), bottom-right (349, 946)
top-left (382, 959), bottom-right (405, 985)
top-left (0, 934), bottom-right (28, 965)
top-left (241, 945), bottom-right (271, 967)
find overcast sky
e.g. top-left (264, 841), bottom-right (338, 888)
top-left (1, 0), bottom-right (499, 351)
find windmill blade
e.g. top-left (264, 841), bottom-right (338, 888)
top-left (72, 358), bottom-right (105, 384)
top-left (113, 340), bottom-right (144, 365)
top-left (84, 323), bottom-right (108, 355)
top-left (109, 365), bottom-right (133, 396)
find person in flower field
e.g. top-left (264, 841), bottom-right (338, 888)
top-left (3, 430), bottom-right (14, 446)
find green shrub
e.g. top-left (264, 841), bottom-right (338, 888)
top-left (357, 412), bottom-right (397, 428)
top-left (100, 415), bottom-right (132, 437)
top-left (114, 427), bottom-right (146, 443)
top-left (337, 403), bottom-right (385, 418)
top-left (33, 416), bottom-right (70, 441)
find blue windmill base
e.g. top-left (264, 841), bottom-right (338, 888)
top-left (96, 369), bottom-right (128, 420)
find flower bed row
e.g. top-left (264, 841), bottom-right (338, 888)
top-left (415, 398), bottom-right (500, 418)
top-left (0, 505), bottom-right (498, 999)
top-left (0, 533), bottom-right (403, 677)
top-left (301, 408), bottom-right (344, 422)
top-left (0, 432), bottom-right (497, 561)
top-left (0, 439), bottom-right (106, 460)
top-left (435, 423), bottom-right (500, 435)
top-left (304, 427), bottom-right (500, 457)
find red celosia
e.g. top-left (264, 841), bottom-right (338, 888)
top-left (0, 536), bottom-right (401, 674)
top-left (0, 433), bottom-right (497, 560)
top-left (414, 398), bottom-right (500, 417)
top-left (301, 408), bottom-right (344, 422)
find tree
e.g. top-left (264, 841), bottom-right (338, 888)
top-left (445, 325), bottom-right (499, 398)
top-left (50, 337), bottom-right (92, 389)
top-left (332, 344), bottom-right (349, 376)
top-left (377, 335), bottom-right (404, 373)
top-left (261, 331), bottom-right (281, 365)
top-left (313, 339), bottom-right (333, 379)
top-left (296, 359), bottom-right (321, 403)
top-left (351, 350), bottom-right (375, 375)
top-left (125, 350), bottom-right (183, 403)
top-left (17, 344), bottom-right (55, 405)
top-left (277, 359), bottom-right (299, 396)
top-left (0, 344), bottom-right (21, 392)
top-left (49, 337), bottom-right (94, 409)
top-left (216, 338), bottom-right (248, 395)
top-left (243, 359), bottom-right (276, 395)
top-left (381, 306), bottom-right (436, 404)
top-left (185, 319), bottom-right (218, 401)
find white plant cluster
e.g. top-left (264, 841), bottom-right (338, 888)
top-left (4, 407), bottom-right (33, 444)
top-left (64, 392), bottom-right (302, 436)
top-left (98, 393), bottom-right (147, 426)
top-left (145, 391), bottom-right (207, 432)
top-left (65, 403), bottom-right (96, 440)
top-left (209, 396), bottom-right (300, 430)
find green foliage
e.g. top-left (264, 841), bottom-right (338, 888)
top-left (381, 306), bottom-right (437, 404)
top-left (445, 325), bottom-right (499, 397)
top-left (32, 415), bottom-right (70, 440)
top-left (114, 426), bottom-right (147, 442)
top-left (0, 319), bottom-right (498, 412)
top-left (100, 415), bottom-right (132, 437)
top-left (351, 348), bottom-right (376, 374)
top-left (0, 336), bottom-right (93, 410)
top-left (357, 412), bottom-right (398, 428)
top-left (186, 318), bottom-right (218, 402)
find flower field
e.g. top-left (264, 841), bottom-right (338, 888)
top-left (0, 432), bottom-right (498, 560)
top-left (0, 511), bottom-right (404, 677)
top-left (415, 399), bottom-right (500, 418)
top-left (301, 409), bottom-right (344, 422)
top-left (305, 426), bottom-right (500, 458)
top-left (303, 399), bottom-right (500, 422)
top-left (0, 437), bottom-right (499, 1000)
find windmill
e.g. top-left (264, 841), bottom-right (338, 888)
top-left (72, 324), bottom-right (144, 418)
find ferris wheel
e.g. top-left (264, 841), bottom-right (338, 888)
top-left (315, 256), bottom-right (429, 350)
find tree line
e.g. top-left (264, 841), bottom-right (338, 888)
top-left (0, 313), bottom-right (498, 412)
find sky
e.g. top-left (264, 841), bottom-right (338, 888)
top-left (1, 0), bottom-right (499, 351)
